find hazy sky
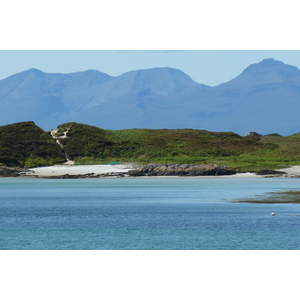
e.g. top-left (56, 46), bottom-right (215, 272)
top-left (1, 50), bottom-right (300, 86)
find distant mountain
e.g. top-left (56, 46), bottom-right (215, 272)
top-left (0, 68), bottom-right (111, 126)
top-left (185, 58), bottom-right (300, 135)
top-left (0, 58), bottom-right (300, 135)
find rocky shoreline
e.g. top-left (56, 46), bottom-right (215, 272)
top-left (38, 163), bottom-right (237, 178)
top-left (2, 164), bottom-right (300, 179)
top-left (0, 166), bottom-right (26, 177)
top-left (1, 163), bottom-right (237, 178)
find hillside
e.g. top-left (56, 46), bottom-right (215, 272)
top-left (1, 121), bottom-right (299, 170)
top-left (0, 59), bottom-right (300, 135)
top-left (0, 122), bottom-right (65, 167)
top-left (53, 122), bottom-right (286, 170)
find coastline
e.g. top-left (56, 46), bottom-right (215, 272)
top-left (2, 164), bottom-right (300, 179)
top-left (3, 164), bottom-right (300, 204)
top-left (25, 164), bottom-right (257, 178)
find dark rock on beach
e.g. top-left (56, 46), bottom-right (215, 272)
top-left (255, 169), bottom-right (287, 176)
top-left (0, 166), bottom-right (23, 177)
top-left (41, 172), bottom-right (129, 179)
top-left (127, 163), bottom-right (236, 177)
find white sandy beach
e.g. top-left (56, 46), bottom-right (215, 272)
top-left (27, 164), bottom-right (135, 177)
top-left (276, 165), bottom-right (300, 175)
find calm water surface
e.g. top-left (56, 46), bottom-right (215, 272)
top-left (0, 176), bottom-right (299, 250)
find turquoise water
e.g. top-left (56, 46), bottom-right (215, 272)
top-left (0, 176), bottom-right (299, 250)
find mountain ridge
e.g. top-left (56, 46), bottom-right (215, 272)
top-left (0, 59), bottom-right (299, 135)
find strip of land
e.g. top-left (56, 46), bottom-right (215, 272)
top-left (25, 164), bottom-right (300, 178)
top-left (2, 122), bottom-right (300, 173)
top-left (2, 163), bottom-right (300, 179)
top-left (237, 190), bottom-right (300, 204)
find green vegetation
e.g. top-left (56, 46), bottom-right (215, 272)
top-left (1, 121), bottom-right (300, 170)
top-left (55, 122), bottom-right (300, 171)
top-left (0, 122), bottom-right (65, 167)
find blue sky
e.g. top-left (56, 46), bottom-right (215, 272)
top-left (1, 50), bottom-right (300, 86)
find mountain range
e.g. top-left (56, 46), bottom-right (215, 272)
top-left (1, 58), bottom-right (300, 135)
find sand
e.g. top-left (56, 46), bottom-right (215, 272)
top-left (276, 165), bottom-right (300, 175)
top-left (27, 164), bottom-right (136, 177)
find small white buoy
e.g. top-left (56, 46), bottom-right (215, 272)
top-left (271, 212), bottom-right (275, 216)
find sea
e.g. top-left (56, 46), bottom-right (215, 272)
top-left (0, 176), bottom-right (299, 250)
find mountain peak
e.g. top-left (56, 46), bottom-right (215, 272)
top-left (125, 66), bottom-right (192, 79)
top-left (26, 68), bottom-right (45, 76)
top-left (242, 58), bottom-right (300, 76)
top-left (258, 58), bottom-right (283, 66)
top-left (116, 66), bottom-right (199, 94)
top-left (219, 58), bottom-right (300, 88)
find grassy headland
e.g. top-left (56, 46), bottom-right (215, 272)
top-left (54, 122), bottom-right (300, 172)
top-left (1, 121), bottom-right (299, 170)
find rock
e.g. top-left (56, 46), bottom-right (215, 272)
top-left (0, 166), bottom-right (22, 177)
top-left (256, 169), bottom-right (287, 176)
top-left (127, 163), bottom-right (236, 177)
top-left (247, 132), bottom-right (262, 137)
top-left (127, 170), bottom-right (146, 177)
